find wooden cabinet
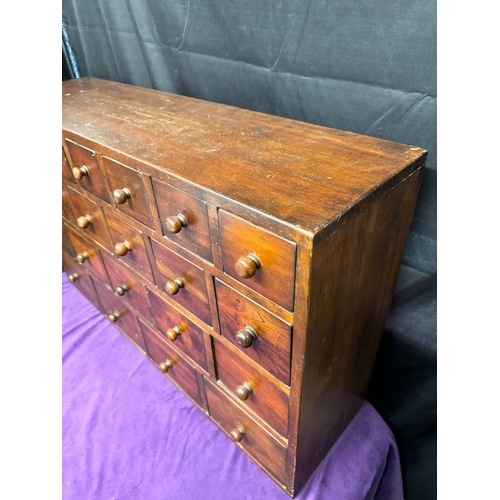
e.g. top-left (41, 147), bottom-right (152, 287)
top-left (62, 77), bottom-right (426, 497)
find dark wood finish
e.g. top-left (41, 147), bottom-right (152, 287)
top-left (63, 251), bottom-right (101, 311)
top-left (219, 210), bottom-right (296, 310)
top-left (150, 238), bottom-right (212, 326)
top-left (93, 278), bottom-right (148, 354)
top-left (64, 223), bottom-right (109, 285)
top-left (102, 156), bottom-right (154, 228)
top-left (214, 339), bottom-right (289, 438)
top-left (64, 138), bottom-right (109, 203)
top-left (67, 186), bottom-right (113, 250)
top-left (205, 378), bottom-right (287, 484)
top-left (215, 280), bottom-right (292, 385)
top-left (105, 210), bottom-right (154, 283)
top-left (101, 252), bottom-right (152, 321)
top-left (147, 288), bottom-right (208, 372)
top-left (152, 178), bottom-right (213, 263)
top-left (139, 319), bottom-right (205, 408)
top-left (62, 78), bottom-right (427, 498)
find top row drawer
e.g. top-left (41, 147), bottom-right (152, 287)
top-left (64, 138), bottom-right (296, 310)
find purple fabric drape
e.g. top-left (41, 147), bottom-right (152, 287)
top-left (62, 272), bottom-right (404, 499)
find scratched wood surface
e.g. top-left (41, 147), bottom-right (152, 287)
top-left (62, 77), bottom-right (426, 233)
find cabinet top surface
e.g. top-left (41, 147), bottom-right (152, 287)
top-left (62, 77), bottom-right (426, 234)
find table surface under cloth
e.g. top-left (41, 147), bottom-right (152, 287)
top-left (62, 272), bottom-right (404, 500)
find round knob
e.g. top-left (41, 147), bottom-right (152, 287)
top-left (115, 241), bottom-right (132, 256)
top-left (113, 188), bottom-right (131, 205)
top-left (235, 253), bottom-right (261, 278)
top-left (72, 165), bottom-right (89, 180)
top-left (159, 359), bottom-right (174, 373)
top-left (165, 277), bottom-right (185, 295)
top-left (76, 252), bottom-right (89, 264)
top-left (166, 325), bottom-right (182, 341)
top-left (230, 426), bottom-right (245, 442)
top-left (165, 214), bottom-right (188, 234)
top-left (235, 383), bottom-right (253, 401)
top-left (68, 273), bottom-right (79, 283)
top-left (76, 214), bottom-right (92, 229)
top-left (235, 326), bottom-right (258, 348)
top-left (115, 284), bottom-right (129, 296)
top-left (107, 311), bottom-right (120, 322)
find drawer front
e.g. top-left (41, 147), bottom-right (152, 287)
top-left (215, 280), bottom-right (292, 385)
top-left (102, 156), bottom-right (154, 229)
top-left (65, 224), bottom-right (109, 285)
top-left (150, 239), bottom-right (212, 326)
top-left (148, 288), bottom-right (208, 371)
top-left (218, 210), bottom-right (296, 311)
top-left (63, 250), bottom-right (101, 311)
top-left (105, 211), bottom-right (154, 283)
top-left (139, 319), bottom-right (204, 408)
top-left (102, 253), bottom-right (153, 321)
top-left (214, 339), bottom-right (289, 438)
top-left (67, 186), bottom-right (113, 250)
top-left (94, 279), bottom-right (148, 354)
top-left (62, 148), bottom-right (74, 183)
top-left (62, 183), bottom-right (74, 221)
top-left (64, 139), bottom-right (109, 203)
top-left (205, 378), bottom-right (287, 484)
top-left (152, 178), bottom-right (212, 262)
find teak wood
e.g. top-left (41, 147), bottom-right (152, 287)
top-left (62, 77), bottom-right (426, 497)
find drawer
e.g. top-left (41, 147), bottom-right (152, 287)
top-left (62, 183), bottom-right (74, 222)
top-left (205, 378), bottom-right (287, 484)
top-left (62, 148), bottom-right (74, 183)
top-left (148, 288), bottom-right (208, 371)
top-left (67, 186), bottom-right (113, 250)
top-left (150, 239), bottom-right (212, 326)
top-left (65, 223), bottom-right (110, 285)
top-left (102, 253), bottom-right (153, 321)
top-left (152, 178), bottom-right (212, 262)
top-left (139, 319), bottom-right (205, 409)
top-left (94, 279), bottom-right (148, 354)
top-left (218, 210), bottom-right (296, 311)
top-left (102, 156), bottom-right (154, 229)
top-left (105, 211), bottom-right (155, 283)
top-left (64, 139), bottom-right (109, 203)
top-left (215, 280), bottom-right (292, 385)
top-left (63, 250), bottom-right (101, 311)
top-left (214, 339), bottom-right (289, 438)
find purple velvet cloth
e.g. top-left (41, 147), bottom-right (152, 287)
top-left (62, 272), bottom-right (404, 499)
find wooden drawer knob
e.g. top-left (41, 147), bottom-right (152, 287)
top-left (76, 251), bottom-right (89, 264)
top-left (235, 253), bottom-right (261, 278)
top-left (68, 273), bottom-right (79, 283)
top-left (166, 325), bottom-right (182, 341)
top-left (72, 165), bottom-right (89, 180)
top-left (165, 214), bottom-right (188, 234)
top-left (107, 311), bottom-right (120, 322)
top-left (76, 214), bottom-right (93, 229)
top-left (115, 284), bottom-right (129, 296)
top-left (165, 277), bottom-right (185, 295)
top-left (159, 359), bottom-right (174, 373)
top-left (113, 188), bottom-right (131, 205)
top-left (230, 426), bottom-right (245, 442)
top-left (115, 240), bottom-right (132, 256)
top-left (235, 326), bottom-right (258, 348)
top-left (235, 382), bottom-right (253, 401)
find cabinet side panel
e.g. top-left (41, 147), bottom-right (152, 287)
top-left (291, 167), bottom-right (423, 493)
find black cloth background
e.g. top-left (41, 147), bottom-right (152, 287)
top-left (62, 1), bottom-right (437, 498)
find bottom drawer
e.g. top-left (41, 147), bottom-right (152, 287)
top-left (205, 378), bottom-right (287, 484)
top-left (139, 319), bottom-right (205, 410)
top-left (63, 251), bottom-right (101, 311)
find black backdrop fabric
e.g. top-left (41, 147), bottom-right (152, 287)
top-left (62, 1), bottom-right (436, 498)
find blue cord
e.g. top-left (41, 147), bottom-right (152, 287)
top-left (62, 20), bottom-right (80, 78)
